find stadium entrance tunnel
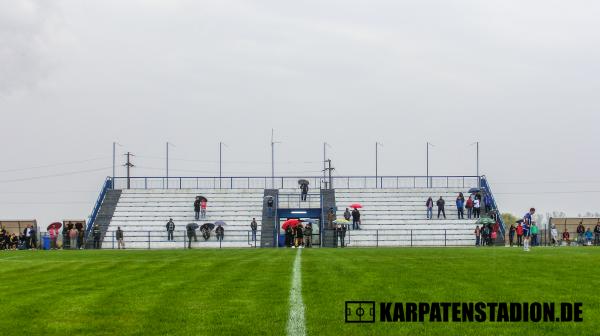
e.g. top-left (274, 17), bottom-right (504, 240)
top-left (277, 208), bottom-right (322, 247)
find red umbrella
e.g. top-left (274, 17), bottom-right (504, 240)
top-left (47, 222), bottom-right (62, 231)
top-left (282, 219), bottom-right (301, 230)
top-left (350, 203), bottom-right (363, 209)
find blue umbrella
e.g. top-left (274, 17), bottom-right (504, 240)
top-left (468, 188), bottom-right (481, 194)
top-left (214, 220), bottom-right (227, 226)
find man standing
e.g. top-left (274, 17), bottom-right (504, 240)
top-left (508, 224), bottom-right (515, 247)
top-left (93, 224), bottom-right (102, 249)
top-left (200, 198), bottom-right (207, 219)
top-left (516, 222), bottom-right (524, 246)
top-left (351, 208), bottom-right (361, 230)
top-left (327, 208), bottom-right (335, 229)
top-left (530, 222), bottom-right (539, 246)
top-left (594, 221), bottom-right (600, 246)
top-left (337, 224), bottom-right (346, 248)
top-left (216, 225), bottom-right (224, 242)
top-left (49, 226), bottom-right (58, 250)
top-left (194, 196), bottom-right (201, 220)
top-left (186, 225), bottom-right (197, 249)
top-left (484, 193), bottom-right (493, 214)
top-left (166, 218), bottom-right (175, 241)
top-left (250, 218), bottom-right (258, 242)
top-left (266, 197), bottom-right (274, 217)
top-left (304, 224), bottom-right (312, 248)
top-left (344, 208), bottom-right (351, 225)
top-left (436, 197), bottom-right (446, 219)
top-left (116, 227), bottom-right (125, 249)
top-left (576, 221), bottom-right (585, 245)
top-left (474, 225), bottom-right (481, 246)
top-left (300, 183), bottom-right (309, 202)
top-left (550, 224), bottom-right (559, 246)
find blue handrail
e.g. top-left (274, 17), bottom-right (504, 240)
top-left (85, 176), bottom-right (112, 237)
top-left (480, 175), bottom-right (505, 236)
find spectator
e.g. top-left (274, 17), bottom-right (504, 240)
top-left (585, 227), bottom-right (593, 246)
top-left (508, 224), bottom-right (515, 247)
top-left (436, 197), bottom-right (446, 219)
top-left (300, 183), bottom-right (308, 201)
top-left (49, 226), bottom-right (59, 250)
top-left (484, 193), bottom-right (493, 214)
top-left (69, 227), bottom-right (78, 250)
top-left (595, 221), bottom-right (600, 246)
top-left (474, 225), bottom-right (481, 246)
top-left (10, 233), bottom-right (18, 250)
top-left (200, 198), bottom-right (207, 219)
top-left (426, 197), bottom-right (434, 220)
top-left (166, 218), bottom-right (175, 241)
top-left (285, 225), bottom-right (293, 247)
top-left (250, 218), bottom-right (258, 242)
top-left (23, 225), bottom-right (32, 249)
top-left (186, 225), bottom-right (195, 249)
top-left (490, 225), bottom-right (497, 243)
top-left (216, 225), bottom-right (224, 242)
top-left (344, 208), bottom-right (351, 222)
top-left (327, 208), bottom-right (335, 229)
top-left (576, 221), bottom-right (585, 245)
top-left (473, 198), bottom-right (481, 219)
top-left (456, 193), bottom-right (465, 219)
top-left (77, 228), bottom-right (84, 249)
top-left (93, 224), bottom-right (101, 249)
top-left (304, 224), bottom-right (312, 248)
top-left (465, 196), bottom-right (473, 219)
top-left (562, 230), bottom-right (570, 246)
top-left (266, 197), bottom-right (274, 217)
top-left (63, 225), bottom-right (70, 249)
top-left (550, 224), bottom-right (559, 246)
top-left (295, 223), bottom-right (304, 248)
top-left (530, 222), bottom-right (539, 246)
top-left (481, 225), bottom-right (489, 246)
top-left (336, 224), bottom-right (346, 248)
top-left (351, 208), bottom-right (361, 230)
top-left (516, 222), bottom-right (524, 247)
top-left (194, 196), bottom-right (201, 220)
top-left (116, 227), bottom-right (125, 249)
top-left (30, 226), bottom-right (38, 250)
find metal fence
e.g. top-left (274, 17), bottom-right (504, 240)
top-left (112, 176), bottom-right (481, 190)
top-left (321, 229), bottom-right (477, 247)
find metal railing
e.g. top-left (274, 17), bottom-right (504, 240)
top-left (96, 230), bottom-right (261, 249)
top-left (324, 228), bottom-right (477, 247)
top-left (85, 176), bottom-right (112, 238)
top-left (111, 176), bottom-right (481, 190)
top-left (277, 192), bottom-right (320, 209)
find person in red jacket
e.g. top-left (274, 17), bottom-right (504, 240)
top-left (200, 199), bottom-right (207, 218)
top-left (516, 223), bottom-right (524, 246)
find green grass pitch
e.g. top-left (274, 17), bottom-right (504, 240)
top-left (0, 247), bottom-right (598, 335)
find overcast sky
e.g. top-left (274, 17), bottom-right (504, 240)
top-left (1, 0), bottom-right (599, 227)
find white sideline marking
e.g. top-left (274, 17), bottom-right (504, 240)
top-left (286, 249), bottom-right (306, 336)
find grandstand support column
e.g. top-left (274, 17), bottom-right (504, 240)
top-left (261, 189), bottom-right (279, 248)
top-left (124, 152), bottom-right (134, 189)
top-left (320, 188), bottom-right (336, 247)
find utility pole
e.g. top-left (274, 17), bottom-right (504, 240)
top-left (324, 159), bottom-right (335, 189)
top-left (166, 142), bottom-right (169, 179)
top-left (219, 141), bottom-right (227, 189)
top-left (323, 142), bottom-right (330, 189)
top-left (124, 152), bottom-right (134, 189)
top-left (375, 142), bottom-right (383, 188)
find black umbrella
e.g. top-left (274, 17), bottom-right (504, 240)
top-left (516, 219), bottom-right (524, 224)
top-left (200, 223), bottom-right (215, 232)
top-left (468, 188), bottom-right (481, 194)
top-left (198, 196), bottom-right (208, 202)
top-left (298, 179), bottom-right (309, 186)
top-left (214, 220), bottom-right (226, 226)
top-left (186, 223), bottom-right (199, 230)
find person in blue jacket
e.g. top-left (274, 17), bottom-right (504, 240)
top-left (456, 193), bottom-right (465, 219)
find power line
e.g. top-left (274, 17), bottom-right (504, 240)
top-left (0, 157), bottom-right (110, 173)
top-left (0, 167), bottom-right (111, 183)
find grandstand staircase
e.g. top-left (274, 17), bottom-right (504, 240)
top-left (85, 189), bottom-right (121, 249)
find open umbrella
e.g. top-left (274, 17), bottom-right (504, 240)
top-left (478, 217), bottom-right (495, 225)
top-left (200, 223), bottom-right (215, 232)
top-left (350, 203), bottom-right (363, 209)
top-left (301, 218), bottom-right (318, 224)
top-left (298, 179), bottom-right (309, 186)
top-left (214, 220), bottom-right (227, 226)
top-left (282, 219), bottom-right (301, 230)
top-left (186, 223), bottom-right (199, 230)
top-left (198, 196), bottom-right (208, 202)
top-left (516, 219), bottom-right (524, 224)
top-left (468, 188), bottom-right (481, 194)
top-left (75, 222), bottom-right (84, 230)
top-left (47, 222), bottom-right (62, 231)
top-left (334, 218), bottom-right (351, 225)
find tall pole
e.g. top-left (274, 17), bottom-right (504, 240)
top-left (219, 141), bottom-right (223, 189)
top-left (323, 142), bottom-right (327, 186)
top-left (166, 142), bottom-right (169, 179)
top-left (375, 142), bottom-right (378, 188)
top-left (476, 141), bottom-right (480, 187)
top-left (124, 152), bottom-right (134, 190)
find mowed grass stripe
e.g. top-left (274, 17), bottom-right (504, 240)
top-left (286, 249), bottom-right (306, 336)
top-left (0, 249), bottom-right (296, 336)
top-left (301, 248), bottom-right (600, 336)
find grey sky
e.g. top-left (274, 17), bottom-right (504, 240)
top-left (1, 0), bottom-right (599, 227)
